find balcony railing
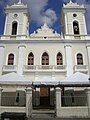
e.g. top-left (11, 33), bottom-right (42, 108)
top-left (3, 65), bottom-right (17, 72)
top-left (37, 65), bottom-right (53, 70)
top-left (73, 65), bottom-right (88, 73)
top-left (61, 95), bottom-right (87, 107)
top-left (2, 65), bottom-right (88, 73)
top-left (1, 96), bottom-right (26, 107)
top-left (24, 65), bottom-right (66, 72)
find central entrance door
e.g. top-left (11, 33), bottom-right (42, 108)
top-left (40, 87), bottom-right (50, 106)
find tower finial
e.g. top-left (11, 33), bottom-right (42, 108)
top-left (70, 0), bottom-right (72, 3)
top-left (18, 0), bottom-right (22, 4)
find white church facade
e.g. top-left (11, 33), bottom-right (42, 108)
top-left (0, 0), bottom-right (90, 119)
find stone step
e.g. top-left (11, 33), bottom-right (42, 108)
top-left (32, 110), bottom-right (55, 118)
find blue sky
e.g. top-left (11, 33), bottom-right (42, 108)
top-left (0, 0), bottom-right (90, 34)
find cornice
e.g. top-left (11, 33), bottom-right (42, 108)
top-left (63, 7), bottom-right (86, 14)
top-left (86, 44), bottom-right (90, 48)
top-left (0, 39), bottom-right (90, 45)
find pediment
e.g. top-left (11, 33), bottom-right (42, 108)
top-left (30, 23), bottom-right (61, 37)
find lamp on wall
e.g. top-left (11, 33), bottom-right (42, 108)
top-left (16, 92), bottom-right (19, 103)
top-left (88, 77), bottom-right (90, 83)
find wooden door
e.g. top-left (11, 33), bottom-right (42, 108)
top-left (40, 87), bottom-right (50, 106)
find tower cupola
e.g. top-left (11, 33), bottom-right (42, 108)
top-left (61, 1), bottom-right (87, 39)
top-left (4, 0), bottom-right (30, 36)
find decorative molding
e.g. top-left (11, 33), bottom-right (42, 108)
top-left (30, 23), bottom-right (61, 38)
top-left (18, 44), bottom-right (26, 48)
top-left (86, 44), bottom-right (90, 48)
top-left (64, 44), bottom-right (72, 47)
top-left (0, 44), bottom-right (5, 48)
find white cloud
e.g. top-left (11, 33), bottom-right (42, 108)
top-left (27, 0), bottom-right (57, 27)
top-left (37, 9), bottom-right (57, 26)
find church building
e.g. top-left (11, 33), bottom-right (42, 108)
top-left (0, 0), bottom-right (90, 119)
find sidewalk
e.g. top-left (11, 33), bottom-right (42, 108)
top-left (29, 118), bottom-right (90, 120)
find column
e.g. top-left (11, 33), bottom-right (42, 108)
top-left (17, 45), bottom-right (26, 75)
top-left (25, 87), bottom-right (32, 118)
top-left (55, 87), bottom-right (62, 117)
top-left (65, 44), bottom-right (73, 77)
top-left (86, 45), bottom-right (90, 74)
top-left (86, 88), bottom-right (90, 117)
top-left (0, 45), bottom-right (5, 75)
top-left (0, 87), bottom-right (3, 106)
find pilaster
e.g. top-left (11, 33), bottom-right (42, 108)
top-left (0, 45), bottom-right (5, 75)
top-left (65, 44), bottom-right (73, 77)
top-left (65, 14), bottom-right (68, 34)
top-left (17, 45), bottom-right (26, 75)
top-left (82, 13), bottom-right (87, 35)
top-left (0, 87), bottom-right (3, 106)
top-left (86, 45), bottom-right (90, 74)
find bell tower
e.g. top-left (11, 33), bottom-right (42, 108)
top-left (4, 0), bottom-right (29, 36)
top-left (61, 1), bottom-right (87, 38)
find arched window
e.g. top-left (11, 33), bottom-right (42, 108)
top-left (12, 21), bottom-right (18, 35)
top-left (8, 53), bottom-right (14, 65)
top-left (28, 52), bottom-right (34, 65)
top-left (57, 52), bottom-right (63, 65)
top-left (42, 52), bottom-right (49, 65)
top-left (73, 21), bottom-right (79, 34)
top-left (77, 53), bottom-right (83, 65)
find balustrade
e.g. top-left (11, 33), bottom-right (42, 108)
top-left (73, 65), bottom-right (88, 73)
top-left (3, 65), bottom-right (17, 72)
top-left (24, 65), bottom-right (66, 72)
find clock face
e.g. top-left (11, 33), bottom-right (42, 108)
top-left (14, 14), bottom-right (18, 18)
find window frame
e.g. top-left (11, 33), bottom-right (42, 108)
top-left (28, 52), bottom-right (34, 65)
top-left (42, 52), bottom-right (49, 65)
top-left (73, 21), bottom-right (80, 35)
top-left (11, 21), bottom-right (18, 35)
top-left (57, 52), bottom-right (63, 65)
top-left (77, 53), bottom-right (83, 65)
top-left (7, 53), bottom-right (14, 65)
